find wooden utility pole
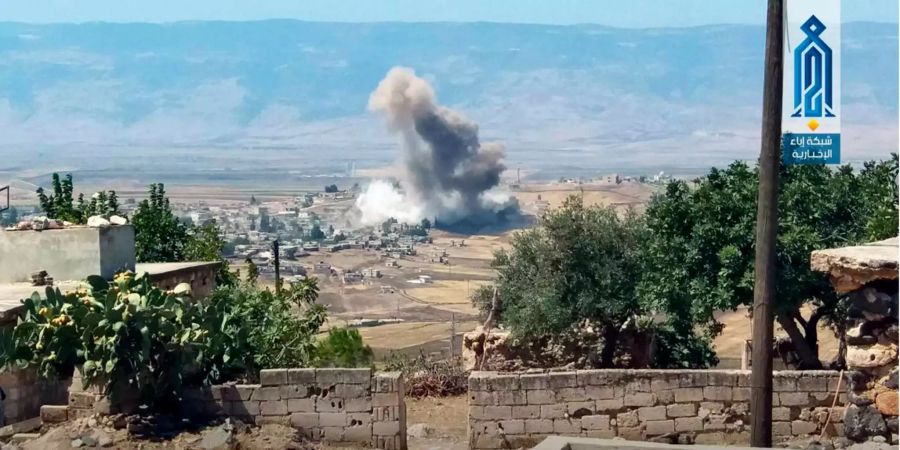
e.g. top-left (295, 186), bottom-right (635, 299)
top-left (750, 0), bottom-right (784, 446)
top-left (273, 239), bottom-right (282, 295)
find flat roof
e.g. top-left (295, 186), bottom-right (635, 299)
top-left (136, 261), bottom-right (220, 276)
top-left (0, 280), bottom-right (80, 322)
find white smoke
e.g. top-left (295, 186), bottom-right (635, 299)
top-left (355, 67), bottom-right (517, 227)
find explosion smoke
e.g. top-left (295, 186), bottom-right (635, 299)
top-left (356, 67), bottom-right (517, 227)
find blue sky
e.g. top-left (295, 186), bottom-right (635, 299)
top-left (1, 0), bottom-right (897, 26)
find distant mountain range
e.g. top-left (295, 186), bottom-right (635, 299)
top-left (0, 20), bottom-right (896, 174)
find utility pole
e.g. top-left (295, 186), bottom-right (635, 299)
top-left (449, 313), bottom-right (457, 359)
top-left (750, 0), bottom-right (783, 447)
top-left (273, 239), bottom-right (281, 296)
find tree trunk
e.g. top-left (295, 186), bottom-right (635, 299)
top-left (802, 309), bottom-right (824, 358)
top-left (777, 315), bottom-right (823, 369)
top-left (600, 326), bottom-right (620, 368)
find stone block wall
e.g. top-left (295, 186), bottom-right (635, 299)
top-left (0, 368), bottom-right (69, 425)
top-left (66, 368), bottom-right (407, 449)
top-left (468, 370), bottom-right (846, 449)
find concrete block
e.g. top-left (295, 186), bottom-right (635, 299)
top-left (624, 392), bottom-right (655, 407)
top-left (645, 420), bottom-right (675, 435)
top-left (674, 388), bottom-right (704, 402)
top-left (656, 389), bottom-right (675, 404)
top-left (316, 397), bottom-right (346, 412)
top-left (279, 384), bottom-right (311, 399)
top-left (222, 384), bottom-right (257, 401)
top-left (582, 414), bottom-right (611, 430)
top-left (343, 368), bottom-right (373, 385)
top-left (557, 387), bottom-right (586, 401)
top-left (469, 406), bottom-right (485, 420)
top-left (675, 417), bottom-right (704, 432)
top-left (348, 412), bottom-right (371, 426)
top-left (316, 368), bottom-right (346, 385)
top-left (344, 397), bottom-right (371, 413)
top-left (772, 421), bottom-right (792, 437)
top-left (520, 374), bottom-right (551, 390)
top-left (483, 405), bottom-right (512, 420)
top-left (498, 419), bottom-right (525, 435)
top-left (512, 405), bottom-right (540, 419)
top-left (733, 387), bottom-right (751, 401)
top-left (344, 424), bottom-right (372, 442)
top-left (260, 400), bottom-right (288, 416)
top-left (260, 369), bottom-right (288, 386)
top-left (791, 420), bottom-right (818, 435)
top-left (616, 410), bottom-right (639, 428)
top-left (548, 372), bottom-right (577, 388)
top-left (374, 420), bottom-right (401, 436)
top-left (335, 384), bottom-right (369, 398)
top-left (773, 406), bottom-right (792, 421)
top-left (595, 398), bottom-right (624, 412)
top-left (287, 368), bottom-right (316, 385)
top-left (567, 401), bottom-right (595, 416)
top-left (469, 390), bottom-right (494, 406)
top-left (287, 398), bottom-right (315, 413)
top-left (780, 392), bottom-right (811, 406)
top-left (321, 426), bottom-right (344, 441)
top-left (553, 418), bottom-right (582, 434)
top-left (290, 412), bottom-right (319, 429)
top-left (488, 374), bottom-right (520, 391)
top-left (704, 414), bottom-right (727, 431)
top-left (665, 403), bottom-right (695, 418)
top-left (525, 419), bottom-right (554, 434)
top-left (540, 404), bottom-right (566, 419)
top-left (625, 378), bottom-right (651, 394)
top-left (495, 390), bottom-right (526, 406)
top-left (527, 390), bottom-right (555, 405)
top-left (798, 376), bottom-right (829, 392)
top-left (375, 372), bottom-right (402, 393)
top-left (773, 375), bottom-right (798, 392)
top-left (319, 412), bottom-right (348, 427)
top-left (40, 405), bottom-right (68, 423)
top-left (229, 400), bottom-right (260, 416)
top-left (585, 386), bottom-right (616, 400)
top-left (468, 371), bottom-right (497, 391)
top-left (251, 386), bottom-right (281, 401)
top-left (703, 386), bottom-right (732, 401)
top-left (638, 405), bottom-right (668, 421)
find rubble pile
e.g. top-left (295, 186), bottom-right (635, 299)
top-left (5, 215), bottom-right (128, 232)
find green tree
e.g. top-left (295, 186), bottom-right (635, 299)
top-left (286, 277), bottom-right (319, 310)
top-left (314, 328), bottom-right (374, 368)
top-left (640, 156), bottom-right (898, 369)
top-left (36, 173), bottom-right (82, 223)
top-left (132, 183), bottom-right (188, 262)
top-left (421, 218), bottom-right (432, 229)
top-left (184, 221), bottom-right (238, 286)
top-left (309, 224), bottom-right (325, 240)
top-left (324, 184), bottom-right (338, 193)
top-left (245, 258), bottom-right (259, 285)
top-left (477, 196), bottom-right (648, 367)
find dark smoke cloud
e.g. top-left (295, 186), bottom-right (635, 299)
top-left (356, 67), bottom-right (517, 226)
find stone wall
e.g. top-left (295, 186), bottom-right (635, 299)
top-left (0, 369), bottom-right (69, 425)
top-left (812, 237), bottom-right (898, 442)
top-left (64, 368), bottom-right (407, 449)
top-left (467, 369), bottom-right (845, 449)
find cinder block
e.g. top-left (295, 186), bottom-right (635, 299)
top-left (512, 405), bottom-right (540, 419)
top-left (344, 397), bottom-right (371, 413)
top-left (373, 420), bottom-right (401, 436)
top-left (335, 384), bottom-right (369, 398)
top-left (791, 420), bottom-right (818, 435)
top-left (468, 371), bottom-right (497, 391)
top-left (656, 390), bottom-right (675, 404)
top-left (495, 390), bottom-right (526, 406)
top-left (625, 379), bottom-right (651, 394)
top-left (616, 410), bottom-right (639, 428)
top-left (780, 392), bottom-right (811, 406)
top-left (703, 386), bottom-right (732, 401)
top-left (624, 392), bottom-right (655, 407)
top-left (527, 390), bottom-right (555, 405)
top-left (259, 369), bottom-right (287, 386)
top-left (40, 405), bottom-right (68, 423)
top-left (773, 406), bottom-right (792, 421)
top-left (488, 374), bottom-right (520, 391)
top-left (557, 387), bottom-right (587, 401)
top-left (316, 397), bottom-right (346, 412)
top-left (595, 398), bottom-right (624, 412)
top-left (645, 419), bottom-right (675, 436)
top-left (349, 412), bottom-right (371, 426)
top-left (553, 418), bottom-right (581, 434)
top-left (322, 426), bottom-right (344, 441)
top-left (704, 414), bottom-right (727, 431)
top-left (287, 368), bottom-right (316, 385)
top-left (582, 414), bottom-right (610, 430)
top-left (260, 400), bottom-right (288, 416)
top-left (520, 374), bottom-right (551, 390)
top-left (675, 417), bottom-right (704, 432)
top-left (585, 386), bottom-right (616, 400)
top-left (667, 403), bottom-right (696, 418)
top-left (733, 387), bottom-right (751, 401)
top-left (540, 404), bottom-right (566, 419)
top-left (525, 419), bottom-right (554, 433)
top-left (549, 372), bottom-right (577, 389)
top-left (674, 388), bottom-right (704, 402)
top-left (566, 401), bottom-right (595, 415)
top-left (637, 406), bottom-right (667, 421)
top-left (469, 391), bottom-right (494, 406)
top-left (498, 419), bottom-right (525, 435)
top-left (229, 400), bottom-right (260, 416)
top-left (773, 375), bottom-right (798, 392)
top-left (279, 384), bottom-right (310, 399)
top-left (344, 423), bottom-right (372, 442)
top-left (289, 412), bottom-right (319, 429)
top-left (484, 405), bottom-right (512, 420)
top-left (287, 398), bottom-right (315, 413)
top-left (319, 412), bottom-right (348, 427)
top-left (342, 368), bottom-right (373, 385)
top-left (374, 372), bottom-right (401, 393)
top-left (316, 368), bottom-right (345, 385)
top-left (772, 421), bottom-right (792, 437)
top-left (254, 386), bottom-right (284, 402)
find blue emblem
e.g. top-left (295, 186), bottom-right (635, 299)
top-left (792, 15), bottom-right (835, 118)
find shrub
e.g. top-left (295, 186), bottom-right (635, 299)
top-left (314, 328), bottom-right (374, 368)
top-left (382, 351), bottom-right (467, 397)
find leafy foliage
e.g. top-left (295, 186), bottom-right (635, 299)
top-left (382, 351), bottom-right (467, 397)
top-left (36, 173), bottom-right (120, 223)
top-left (640, 155), bottom-right (898, 368)
top-left (324, 184), bottom-right (339, 193)
top-left (132, 183), bottom-right (188, 263)
top-left (313, 328), bottom-right (374, 368)
top-left (184, 221), bottom-right (238, 287)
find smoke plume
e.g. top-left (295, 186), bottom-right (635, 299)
top-left (356, 67), bottom-right (517, 227)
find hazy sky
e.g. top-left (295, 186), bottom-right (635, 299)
top-left (1, 0), bottom-right (897, 26)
